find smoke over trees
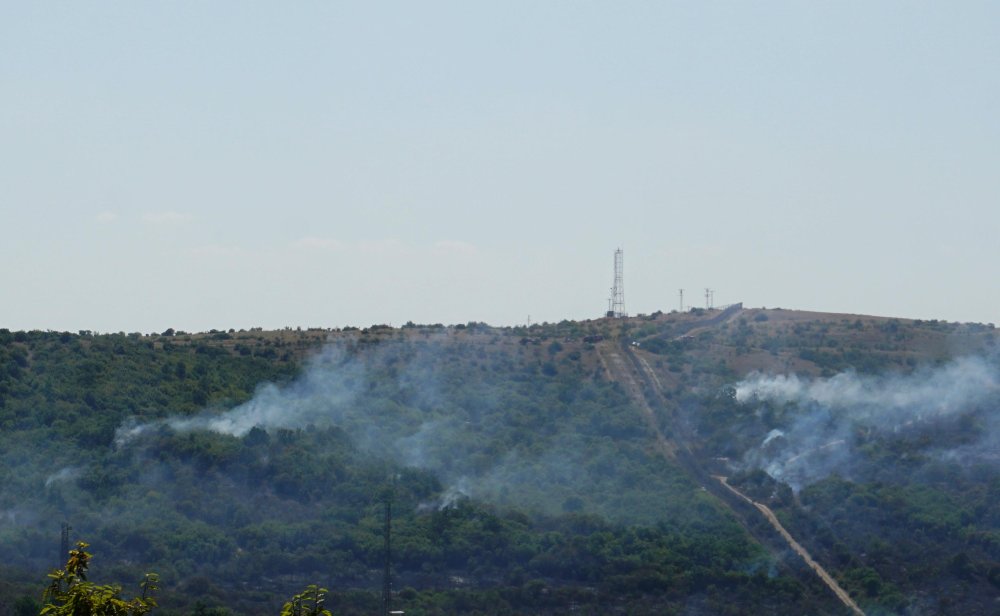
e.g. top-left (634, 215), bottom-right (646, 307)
top-left (2, 311), bottom-right (999, 614)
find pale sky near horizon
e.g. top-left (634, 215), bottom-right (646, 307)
top-left (3, 2), bottom-right (999, 333)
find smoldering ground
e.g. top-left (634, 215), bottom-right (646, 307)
top-left (111, 334), bottom-right (685, 523)
top-left (732, 354), bottom-right (1000, 489)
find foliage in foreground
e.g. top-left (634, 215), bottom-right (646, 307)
top-left (42, 542), bottom-right (158, 616)
top-left (279, 585), bottom-right (331, 616)
top-left (41, 542), bottom-right (333, 616)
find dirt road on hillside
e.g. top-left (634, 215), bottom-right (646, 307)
top-left (597, 338), bottom-right (865, 615)
top-left (715, 476), bottom-right (865, 616)
top-left (596, 344), bottom-right (676, 458)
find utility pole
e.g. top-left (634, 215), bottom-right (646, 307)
top-left (382, 480), bottom-right (394, 616)
top-left (60, 522), bottom-right (72, 566)
top-left (679, 289), bottom-right (684, 312)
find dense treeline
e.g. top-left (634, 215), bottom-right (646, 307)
top-left (4, 309), bottom-right (999, 614)
top-left (0, 325), bottom-right (834, 615)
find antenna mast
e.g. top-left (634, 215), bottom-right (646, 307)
top-left (606, 248), bottom-right (626, 318)
top-left (679, 289), bottom-right (684, 312)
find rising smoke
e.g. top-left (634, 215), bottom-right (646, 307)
top-left (111, 336), bottom-right (664, 521)
top-left (115, 345), bottom-right (365, 447)
top-left (733, 355), bottom-right (1000, 489)
top-left (44, 466), bottom-right (82, 489)
top-left (114, 339), bottom-right (487, 497)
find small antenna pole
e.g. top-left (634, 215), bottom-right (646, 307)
top-left (679, 289), bottom-right (684, 312)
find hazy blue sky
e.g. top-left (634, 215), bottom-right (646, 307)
top-left (3, 2), bottom-right (999, 332)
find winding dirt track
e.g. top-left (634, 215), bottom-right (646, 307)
top-left (714, 476), bottom-right (865, 616)
top-left (597, 336), bottom-right (865, 616)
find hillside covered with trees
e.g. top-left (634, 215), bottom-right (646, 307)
top-left (2, 308), bottom-right (999, 615)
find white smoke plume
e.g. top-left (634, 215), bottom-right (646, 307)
top-left (112, 339), bottom-right (475, 476)
top-left (109, 335), bottom-right (684, 522)
top-left (418, 478), bottom-right (472, 512)
top-left (44, 466), bottom-right (82, 488)
top-left (112, 340), bottom-right (487, 498)
top-left (736, 355), bottom-right (998, 424)
top-left (734, 355), bottom-right (1000, 489)
top-left (115, 346), bottom-right (364, 447)
top-left (761, 429), bottom-right (784, 448)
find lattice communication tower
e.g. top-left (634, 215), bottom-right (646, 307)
top-left (606, 248), bottom-right (626, 318)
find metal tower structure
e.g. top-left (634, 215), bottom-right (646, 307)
top-left (607, 248), bottom-right (625, 318)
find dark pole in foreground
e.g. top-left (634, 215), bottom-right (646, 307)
top-left (59, 522), bottom-right (71, 566)
top-left (382, 487), bottom-right (392, 616)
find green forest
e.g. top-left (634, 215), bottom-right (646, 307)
top-left (2, 309), bottom-right (999, 615)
